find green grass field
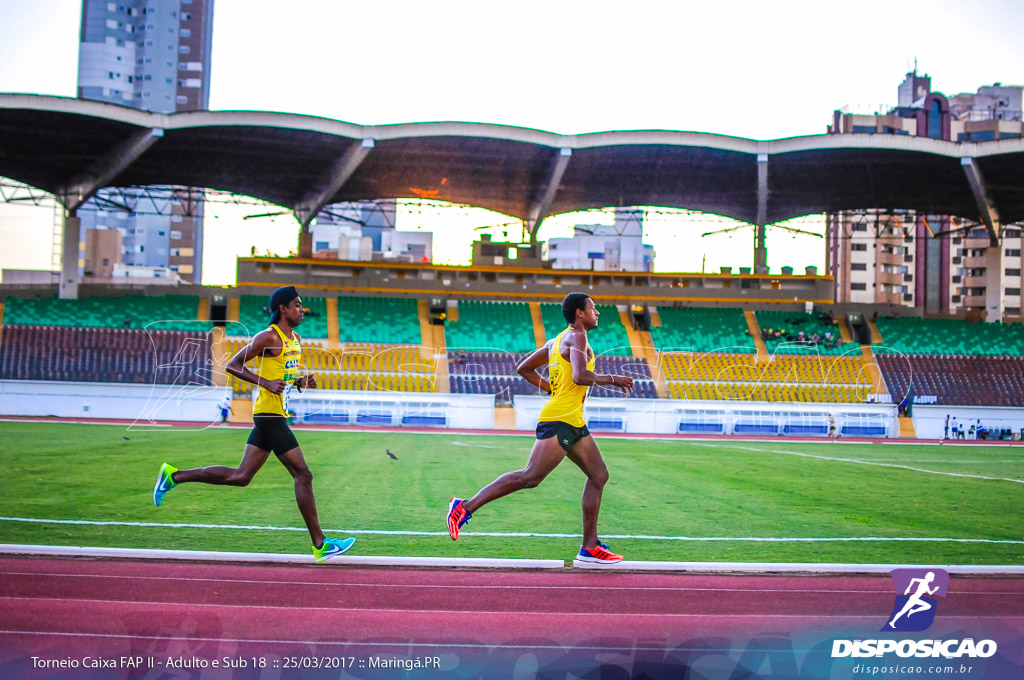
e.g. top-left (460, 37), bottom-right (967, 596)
top-left (1, 421), bottom-right (1022, 564)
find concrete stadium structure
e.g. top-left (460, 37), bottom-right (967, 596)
top-left (1, 93), bottom-right (1023, 302)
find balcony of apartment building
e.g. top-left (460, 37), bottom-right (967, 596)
top-left (963, 286), bottom-right (987, 310)
top-left (877, 291), bottom-right (905, 306)
top-left (963, 275), bottom-right (988, 288)
top-left (876, 270), bottom-right (905, 288)
top-left (963, 237), bottom-right (992, 253)
top-left (964, 253), bottom-right (989, 269)
top-left (876, 248), bottom-right (904, 265)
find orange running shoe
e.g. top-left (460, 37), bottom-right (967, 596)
top-left (447, 497), bottom-right (471, 540)
top-left (577, 541), bottom-right (623, 564)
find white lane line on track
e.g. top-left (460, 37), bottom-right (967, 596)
top-left (6, 596), bottom-right (1023, 619)
top-left (0, 630), bottom-right (861, 652)
top-left (694, 443), bottom-right (1024, 484)
top-left (5, 571), bottom-right (1018, 596)
top-left (2, 516), bottom-right (1021, 544)
top-left (0, 570), bottom-right (894, 593)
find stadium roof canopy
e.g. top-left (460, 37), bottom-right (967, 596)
top-left (1, 94), bottom-right (1023, 233)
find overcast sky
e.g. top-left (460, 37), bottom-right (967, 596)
top-left (1, 0), bottom-right (1022, 282)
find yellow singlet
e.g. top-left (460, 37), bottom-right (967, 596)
top-left (252, 324), bottom-right (302, 417)
top-left (538, 327), bottom-right (594, 428)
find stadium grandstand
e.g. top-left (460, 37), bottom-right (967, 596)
top-left (1, 94), bottom-right (1023, 438)
top-left (3, 282), bottom-right (1023, 439)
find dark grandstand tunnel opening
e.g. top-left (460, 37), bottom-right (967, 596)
top-left (210, 297), bottom-right (228, 326)
top-left (429, 298), bottom-right (447, 326)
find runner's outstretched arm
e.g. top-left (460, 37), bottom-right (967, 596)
top-left (564, 333), bottom-right (634, 394)
top-left (225, 331), bottom-right (285, 394)
top-left (516, 344), bottom-right (551, 393)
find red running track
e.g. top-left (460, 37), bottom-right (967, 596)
top-left (1, 556), bottom-right (1023, 679)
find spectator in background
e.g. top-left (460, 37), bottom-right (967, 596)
top-left (123, 314), bottom-right (132, 329)
top-left (217, 395), bottom-right (233, 425)
top-left (951, 417), bottom-right (959, 439)
top-left (944, 414), bottom-right (950, 440)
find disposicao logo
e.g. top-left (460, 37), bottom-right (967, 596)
top-left (831, 567), bottom-right (998, 660)
top-left (883, 568), bottom-right (949, 632)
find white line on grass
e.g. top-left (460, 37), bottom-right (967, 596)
top-left (694, 443), bottom-right (1024, 484)
top-left (851, 459), bottom-right (1023, 464)
top-left (1, 516), bottom-right (1021, 544)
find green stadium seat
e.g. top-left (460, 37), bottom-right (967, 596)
top-left (755, 310), bottom-right (848, 355)
top-left (335, 296), bottom-right (420, 345)
top-left (2, 295), bottom-right (208, 332)
top-left (446, 300), bottom-right (536, 353)
top-left (238, 294), bottom-right (328, 339)
top-left (651, 307), bottom-right (755, 353)
top-left (539, 302), bottom-right (633, 356)
top-left (872, 316), bottom-right (1024, 356)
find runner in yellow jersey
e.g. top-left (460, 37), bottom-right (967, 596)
top-left (151, 285), bottom-right (355, 563)
top-left (447, 293), bottom-right (634, 564)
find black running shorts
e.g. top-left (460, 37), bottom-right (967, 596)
top-left (536, 421), bottom-right (591, 452)
top-left (248, 414), bottom-right (300, 455)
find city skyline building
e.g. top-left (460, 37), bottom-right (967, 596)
top-left (75, 0), bottom-right (214, 284)
top-left (827, 72), bottom-right (1023, 321)
top-left (309, 200), bottom-right (434, 263)
top-left (544, 208), bottom-right (655, 272)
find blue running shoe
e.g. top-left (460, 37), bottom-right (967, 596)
top-left (447, 497), bottom-right (471, 540)
top-left (313, 536), bottom-right (355, 563)
top-left (153, 463), bottom-right (178, 507)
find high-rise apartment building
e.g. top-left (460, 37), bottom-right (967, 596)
top-left (76, 0), bottom-right (214, 284)
top-left (827, 73), bottom-right (1023, 320)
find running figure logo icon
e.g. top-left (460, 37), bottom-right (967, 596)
top-left (882, 568), bottom-right (949, 632)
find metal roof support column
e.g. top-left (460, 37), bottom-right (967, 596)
top-left (960, 157), bottom-right (1000, 246)
top-left (294, 138), bottom-right (376, 229)
top-left (53, 126), bottom-right (164, 299)
top-left (56, 127), bottom-right (165, 212)
top-left (754, 153), bottom-right (769, 274)
top-left (962, 156), bottom-right (1004, 322)
top-left (983, 245), bottom-right (1005, 323)
top-left (294, 138), bottom-right (374, 258)
top-left (526, 147), bottom-right (572, 243)
top-left (58, 210), bottom-right (81, 300)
